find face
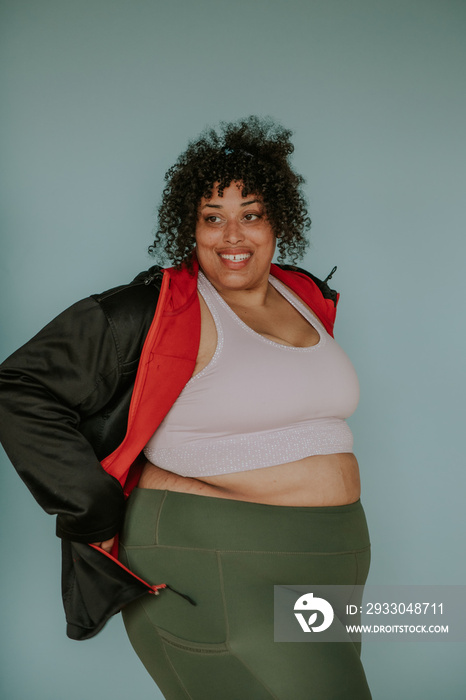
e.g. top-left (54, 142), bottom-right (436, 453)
top-left (195, 181), bottom-right (276, 294)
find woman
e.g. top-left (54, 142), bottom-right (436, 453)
top-left (0, 117), bottom-right (371, 699)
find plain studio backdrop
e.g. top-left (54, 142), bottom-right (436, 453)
top-left (1, 1), bottom-right (465, 698)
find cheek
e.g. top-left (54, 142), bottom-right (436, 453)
top-left (260, 230), bottom-right (276, 253)
top-left (195, 228), bottom-right (219, 252)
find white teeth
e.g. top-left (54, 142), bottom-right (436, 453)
top-left (219, 253), bottom-right (251, 261)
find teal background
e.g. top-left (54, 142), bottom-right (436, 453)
top-left (1, 1), bottom-right (465, 698)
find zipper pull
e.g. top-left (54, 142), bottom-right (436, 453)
top-left (324, 266), bottom-right (337, 283)
top-left (144, 272), bottom-right (157, 285)
top-left (144, 268), bottom-right (163, 285)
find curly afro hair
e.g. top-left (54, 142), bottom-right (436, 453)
top-left (149, 116), bottom-right (311, 269)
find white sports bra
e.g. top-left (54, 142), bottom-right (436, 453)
top-left (143, 271), bottom-right (359, 477)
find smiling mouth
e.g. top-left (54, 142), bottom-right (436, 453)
top-left (218, 253), bottom-right (252, 262)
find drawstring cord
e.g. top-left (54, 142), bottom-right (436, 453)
top-left (150, 583), bottom-right (196, 606)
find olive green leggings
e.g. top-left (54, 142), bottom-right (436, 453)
top-left (119, 489), bottom-right (372, 700)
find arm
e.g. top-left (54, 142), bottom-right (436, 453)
top-left (0, 296), bottom-right (126, 542)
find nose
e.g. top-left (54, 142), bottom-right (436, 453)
top-left (223, 218), bottom-right (244, 243)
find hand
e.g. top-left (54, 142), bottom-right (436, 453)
top-left (91, 537), bottom-right (115, 553)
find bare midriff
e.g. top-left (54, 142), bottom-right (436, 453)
top-left (138, 453), bottom-right (360, 507)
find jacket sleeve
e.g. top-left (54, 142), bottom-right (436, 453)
top-left (0, 296), bottom-right (127, 543)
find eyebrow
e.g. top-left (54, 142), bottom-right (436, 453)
top-left (202, 199), bottom-right (261, 210)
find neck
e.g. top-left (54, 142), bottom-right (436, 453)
top-left (218, 282), bottom-right (272, 310)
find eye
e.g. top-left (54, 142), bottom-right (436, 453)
top-left (205, 215), bottom-right (222, 223)
top-left (243, 213), bottom-right (261, 221)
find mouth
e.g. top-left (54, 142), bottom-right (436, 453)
top-left (218, 252), bottom-right (252, 262)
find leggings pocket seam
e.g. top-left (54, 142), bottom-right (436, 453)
top-left (159, 642), bottom-right (194, 700)
top-left (154, 490), bottom-right (167, 545)
top-left (217, 551), bottom-right (230, 645)
top-left (128, 597), bottom-right (194, 700)
top-left (158, 627), bottom-right (230, 654)
top-left (231, 652), bottom-right (280, 700)
top-left (355, 543), bottom-right (371, 585)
